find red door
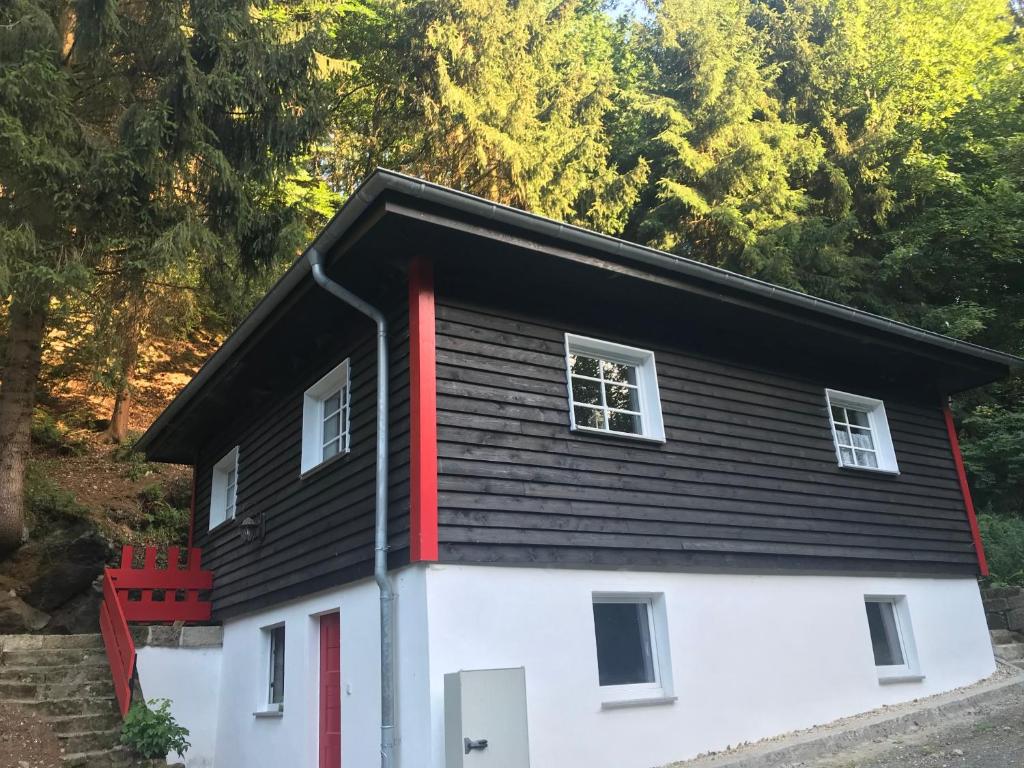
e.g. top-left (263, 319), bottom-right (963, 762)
top-left (319, 613), bottom-right (341, 768)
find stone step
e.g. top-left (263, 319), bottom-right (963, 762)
top-left (8, 696), bottom-right (117, 720)
top-left (62, 745), bottom-right (168, 768)
top-left (58, 728), bottom-right (123, 754)
top-left (0, 634), bottom-right (104, 651)
top-left (993, 643), bottom-right (1024, 661)
top-left (1, 648), bottom-right (108, 667)
top-left (0, 662), bottom-right (111, 684)
top-left (39, 680), bottom-right (117, 700)
top-left (0, 680), bottom-right (38, 698)
top-left (13, 696), bottom-right (119, 717)
top-left (48, 711), bottom-right (123, 735)
top-left (989, 628), bottom-right (1024, 645)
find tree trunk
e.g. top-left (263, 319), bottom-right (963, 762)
top-left (107, 345), bottom-right (137, 442)
top-left (107, 294), bottom-right (143, 443)
top-left (0, 298), bottom-right (48, 555)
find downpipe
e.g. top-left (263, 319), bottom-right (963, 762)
top-left (308, 248), bottom-right (396, 768)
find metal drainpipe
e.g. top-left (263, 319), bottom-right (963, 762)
top-left (308, 248), bottom-right (396, 768)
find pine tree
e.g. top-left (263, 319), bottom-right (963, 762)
top-left (627, 0), bottom-right (840, 291)
top-left (326, 0), bottom-right (648, 232)
top-left (0, 0), bottom-right (344, 550)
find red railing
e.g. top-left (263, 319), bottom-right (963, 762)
top-left (99, 546), bottom-right (214, 717)
top-left (100, 571), bottom-right (136, 717)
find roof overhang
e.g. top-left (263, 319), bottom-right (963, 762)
top-left (137, 169), bottom-right (1022, 462)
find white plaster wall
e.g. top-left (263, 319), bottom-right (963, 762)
top-left (212, 566), bottom-right (429, 768)
top-left (424, 565), bottom-right (995, 768)
top-left (136, 646), bottom-right (222, 768)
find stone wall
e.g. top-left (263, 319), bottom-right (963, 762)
top-left (981, 587), bottom-right (1024, 632)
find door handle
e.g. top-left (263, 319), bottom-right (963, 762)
top-left (464, 737), bottom-right (489, 754)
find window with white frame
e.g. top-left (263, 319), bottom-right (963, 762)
top-left (265, 624), bottom-right (286, 710)
top-left (592, 594), bottom-right (671, 703)
top-left (864, 596), bottom-right (922, 682)
top-left (825, 389), bottom-right (899, 473)
top-left (301, 359), bottom-right (352, 474)
top-left (565, 335), bottom-right (665, 441)
top-left (208, 446), bottom-right (239, 529)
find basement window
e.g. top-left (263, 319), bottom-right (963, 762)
top-left (592, 594), bottom-right (673, 705)
top-left (301, 359), bottom-right (352, 474)
top-left (565, 335), bottom-right (665, 442)
top-left (208, 447), bottom-right (239, 529)
top-left (266, 624), bottom-right (286, 711)
top-left (825, 390), bottom-right (899, 473)
top-left (864, 596), bottom-right (922, 683)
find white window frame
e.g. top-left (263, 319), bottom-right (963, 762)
top-left (591, 593), bottom-right (674, 705)
top-left (261, 622), bottom-right (286, 713)
top-left (301, 359), bottom-right (352, 475)
top-left (564, 334), bottom-right (665, 442)
top-left (825, 389), bottom-right (899, 474)
top-left (863, 595), bottom-right (923, 684)
top-left (208, 446), bottom-right (239, 530)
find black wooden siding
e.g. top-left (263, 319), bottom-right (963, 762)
top-left (193, 305), bottom-right (410, 618)
top-left (434, 298), bottom-right (979, 576)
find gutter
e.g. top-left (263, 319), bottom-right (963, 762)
top-left (308, 248), bottom-right (396, 768)
top-left (137, 168), bottom-right (1022, 456)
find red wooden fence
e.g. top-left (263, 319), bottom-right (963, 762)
top-left (99, 546), bottom-right (214, 717)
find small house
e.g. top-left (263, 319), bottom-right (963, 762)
top-left (134, 169), bottom-right (1019, 768)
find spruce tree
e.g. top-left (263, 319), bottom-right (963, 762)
top-left (328, 0), bottom-right (648, 232)
top-left (0, 0), bottom-right (342, 550)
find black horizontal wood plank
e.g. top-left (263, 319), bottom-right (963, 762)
top-left (434, 296), bottom-right (976, 577)
top-left (194, 299), bottom-right (412, 618)
top-left (437, 543), bottom-right (979, 579)
top-left (439, 509), bottom-right (973, 554)
top-left (436, 491), bottom-right (968, 534)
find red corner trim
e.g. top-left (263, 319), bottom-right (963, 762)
top-left (942, 404), bottom-right (989, 577)
top-left (409, 257), bottom-right (439, 562)
top-left (188, 466), bottom-right (197, 550)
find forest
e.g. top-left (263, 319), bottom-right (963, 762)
top-left (1, 0), bottom-right (1023, 580)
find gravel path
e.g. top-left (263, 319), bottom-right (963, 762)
top-left (799, 687), bottom-right (1024, 768)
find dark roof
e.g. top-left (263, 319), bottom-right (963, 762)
top-left (137, 168), bottom-right (1022, 459)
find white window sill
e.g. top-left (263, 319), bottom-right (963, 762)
top-left (878, 673), bottom-right (925, 685)
top-left (571, 426), bottom-right (666, 445)
top-left (253, 709), bottom-right (284, 719)
top-left (601, 695), bottom-right (677, 711)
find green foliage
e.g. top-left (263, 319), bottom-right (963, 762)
top-left (112, 433), bottom-right (153, 481)
top-left (30, 408), bottom-right (88, 456)
top-left (23, 462), bottom-right (89, 537)
top-left (326, 0), bottom-right (647, 232)
top-left (137, 484), bottom-right (190, 547)
top-left (3, 0), bottom-right (1024, 536)
top-left (121, 699), bottom-right (191, 760)
top-left (979, 514), bottom-right (1024, 587)
top-left (960, 382), bottom-right (1024, 517)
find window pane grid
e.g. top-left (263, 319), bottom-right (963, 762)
top-left (831, 405), bottom-right (878, 468)
top-left (570, 354), bottom-right (643, 436)
top-left (225, 468), bottom-right (237, 518)
top-left (320, 382), bottom-right (350, 461)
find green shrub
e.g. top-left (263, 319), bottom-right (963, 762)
top-left (121, 699), bottom-right (190, 760)
top-left (137, 484), bottom-right (190, 547)
top-left (23, 463), bottom-right (89, 536)
top-left (978, 513), bottom-right (1024, 587)
top-left (112, 432), bottom-right (152, 481)
top-left (30, 408), bottom-right (88, 455)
